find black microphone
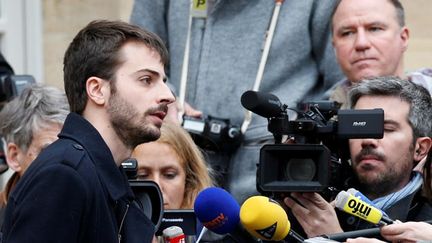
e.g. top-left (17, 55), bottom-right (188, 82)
top-left (320, 228), bottom-right (382, 241)
top-left (319, 220), bottom-right (432, 242)
top-left (241, 90), bottom-right (285, 118)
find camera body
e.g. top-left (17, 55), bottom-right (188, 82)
top-left (121, 158), bottom-right (164, 230)
top-left (0, 74), bottom-right (36, 103)
top-left (240, 91), bottom-right (384, 197)
top-left (182, 115), bottom-right (242, 152)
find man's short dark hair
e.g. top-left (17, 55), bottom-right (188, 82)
top-left (331, 0), bottom-right (405, 32)
top-left (63, 20), bottom-right (169, 114)
top-left (349, 76), bottom-right (432, 140)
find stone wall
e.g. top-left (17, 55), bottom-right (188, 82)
top-left (42, 0), bottom-right (133, 88)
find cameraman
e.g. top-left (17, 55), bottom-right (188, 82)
top-left (284, 77), bottom-right (432, 237)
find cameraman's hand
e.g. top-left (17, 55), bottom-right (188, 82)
top-left (183, 101), bottom-right (202, 118)
top-left (167, 101), bottom-right (203, 124)
top-left (380, 221), bottom-right (432, 242)
top-left (346, 237), bottom-right (385, 243)
top-left (284, 192), bottom-right (343, 237)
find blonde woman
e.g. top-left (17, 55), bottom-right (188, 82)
top-left (132, 122), bottom-right (213, 209)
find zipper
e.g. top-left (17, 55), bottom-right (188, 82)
top-left (118, 203), bottom-right (130, 243)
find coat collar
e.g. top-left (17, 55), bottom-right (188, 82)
top-left (59, 112), bottom-right (133, 201)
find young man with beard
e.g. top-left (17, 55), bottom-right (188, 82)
top-left (284, 77), bottom-right (432, 237)
top-left (0, 20), bottom-right (175, 242)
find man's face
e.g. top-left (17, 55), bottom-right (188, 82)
top-left (8, 123), bottom-right (62, 175)
top-left (332, 0), bottom-right (409, 82)
top-left (132, 142), bottom-right (186, 209)
top-left (349, 95), bottom-right (415, 198)
top-left (107, 41), bottom-right (175, 148)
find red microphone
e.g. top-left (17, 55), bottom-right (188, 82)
top-left (162, 226), bottom-right (185, 243)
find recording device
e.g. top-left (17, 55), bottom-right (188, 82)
top-left (121, 158), bottom-right (164, 230)
top-left (156, 210), bottom-right (197, 236)
top-left (334, 191), bottom-right (393, 225)
top-left (240, 90), bottom-right (384, 195)
top-left (193, 187), bottom-right (258, 242)
top-left (182, 115), bottom-right (242, 152)
top-left (240, 195), bottom-right (304, 242)
top-left (162, 226), bottom-right (186, 243)
top-left (0, 74), bottom-right (36, 104)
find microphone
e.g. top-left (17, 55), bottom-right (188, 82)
top-left (240, 196), bottom-right (304, 242)
top-left (194, 187), bottom-right (240, 234)
top-left (193, 187), bottom-right (257, 242)
top-left (162, 226), bottom-right (186, 243)
top-left (347, 188), bottom-right (377, 209)
top-left (240, 90), bottom-right (285, 118)
top-left (320, 219), bottom-right (432, 242)
top-left (334, 191), bottom-right (393, 225)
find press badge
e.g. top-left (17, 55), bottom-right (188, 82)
top-left (191, 0), bottom-right (208, 18)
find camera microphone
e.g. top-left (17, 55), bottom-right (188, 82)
top-left (335, 191), bottom-right (393, 225)
top-left (240, 195), bottom-right (304, 242)
top-left (162, 226), bottom-right (186, 243)
top-left (240, 90), bottom-right (285, 118)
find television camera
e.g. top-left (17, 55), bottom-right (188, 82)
top-left (182, 115), bottom-right (242, 153)
top-left (121, 158), bottom-right (164, 229)
top-left (240, 90), bottom-right (384, 198)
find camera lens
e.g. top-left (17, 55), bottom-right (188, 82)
top-left (284, 158), bottom-right (316, 181)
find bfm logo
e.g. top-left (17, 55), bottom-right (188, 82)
top-left (204, 213), bottom-right (227, 229)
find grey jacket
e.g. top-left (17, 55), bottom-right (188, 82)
top-left (130, 0), bottom-right (344, 203)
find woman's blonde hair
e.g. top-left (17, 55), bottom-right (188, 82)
top-left (156, 122), bottom-right (213, 209)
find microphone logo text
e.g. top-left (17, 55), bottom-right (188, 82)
top-left (347, 199), bottom-right (372, 218)
top-left (203, 213), bottom-right (227, 229)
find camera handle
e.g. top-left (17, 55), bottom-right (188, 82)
top-left (267, 112), bottom-right (290, 144)
top-left (241, 0), bottom-right (285, 134)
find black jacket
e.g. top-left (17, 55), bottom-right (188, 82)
top-left (1, 113), bottom-right (154, 243)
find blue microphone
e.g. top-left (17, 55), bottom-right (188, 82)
top-left (193, 187), bottom-right (240, 234)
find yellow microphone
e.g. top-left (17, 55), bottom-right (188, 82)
top-left (335, 191), bottom-right (393, 225)
top-left (239, 196), bottom-right (304, 242)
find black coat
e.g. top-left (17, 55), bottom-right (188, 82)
top-left (1, 113), bottom-right (154, 243)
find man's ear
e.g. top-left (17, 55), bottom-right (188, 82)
top-left (6, 143), bottom-right (23, 172)
top-left (414, 136), bottom-right (432, 162)
top-left (400, 26), bottom-right (410, 52)
top-left (86, 76), bottom-right (110, 106)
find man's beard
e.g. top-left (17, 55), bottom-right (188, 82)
top-left (354, 146), bottom-right (414, 198)
top-left (107, 91), bottom-right (166, 149)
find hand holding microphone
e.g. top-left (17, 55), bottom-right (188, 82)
top-left (284, 192), bottom-right (343, 237)
top-left (240, 195), bottom-right (304, 242)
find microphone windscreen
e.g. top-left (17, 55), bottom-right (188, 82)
top-left (240, 90), bottom-right (283, 118)
top-left (193, 187), bottom-right (240, 235)
top-left (335, 191), bottom-right (383, 225)
top-left (240, 196), bottom-right (290, 241)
